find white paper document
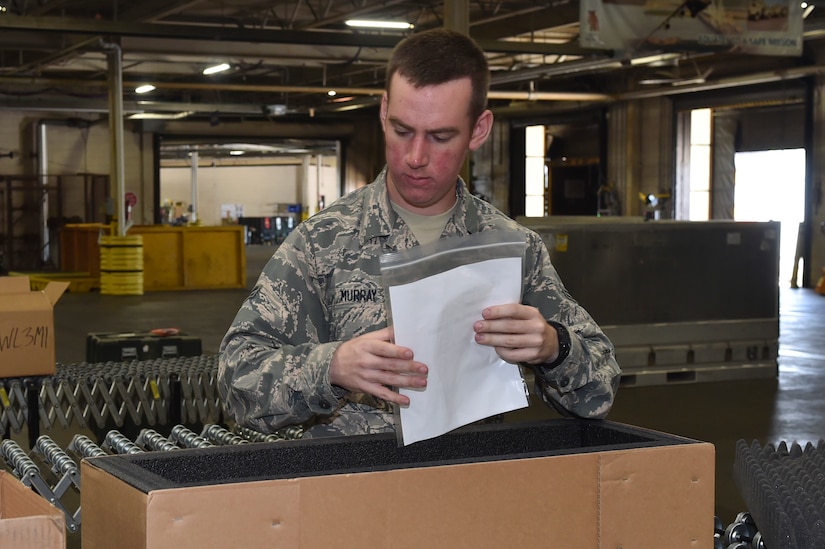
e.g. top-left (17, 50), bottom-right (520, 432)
top-left (388, 256), bottom-right (529, 446)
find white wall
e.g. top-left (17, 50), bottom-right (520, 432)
top-left (300, 155), bottom-right (341, 218)
top-left (160, 161), bottom-right (339, 225)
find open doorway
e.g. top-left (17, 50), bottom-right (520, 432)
top-left (676, 96), bottom-right (808, 287)
top-left (733, 148), bottom-right (806, 287)
top-left (157, 139), bottom-right (341, 234)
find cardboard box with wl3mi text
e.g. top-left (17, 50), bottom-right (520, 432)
top-left (82, 419), bottom-right (715, 549)
top-left (0, 276), bottom-right (68, 378)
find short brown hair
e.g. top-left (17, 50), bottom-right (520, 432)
top-left (386, 28), bottom-right (490, 123)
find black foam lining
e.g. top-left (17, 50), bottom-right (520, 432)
top-left (734, 439), bottom-right (825, 549)
top-left (89, 419), bottom-right (697, 494)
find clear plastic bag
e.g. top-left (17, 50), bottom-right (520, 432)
top-left (380, 230), bottom-right (528, 290)
top-left (379, 230), bottom-right (530, 446)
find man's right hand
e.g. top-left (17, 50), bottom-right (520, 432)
top-left (329, 327), bottom-right (428, 406)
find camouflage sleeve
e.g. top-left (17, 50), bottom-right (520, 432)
top-left (521, 231), bottom-right (621, 419)
top-left (218, 225), bottom-right (342, 433)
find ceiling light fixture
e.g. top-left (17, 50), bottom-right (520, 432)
top-left (345, 19), bottom-right (414, 30)
top-left (802, 2), bottom-right (815, 18)
top-left (127, 111), bottom-right (194, 120)
top-left (327, 90), bottom-right (337, 96)
top-left (628, 53), bottom-right (682, 67)
top-left (135, 84), bottom-right (156, 94)
top-left (229, 150), bottom-right (245, 156)
top-left (203, 63), bottom-right (231, 75)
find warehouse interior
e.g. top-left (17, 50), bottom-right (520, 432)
top-left (46, 250), bottom-right (825, 549)
top-left (2, 1), bottom-right (825, 547)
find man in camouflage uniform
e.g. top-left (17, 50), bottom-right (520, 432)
top-left (219, 28), bottom-right (621, 438)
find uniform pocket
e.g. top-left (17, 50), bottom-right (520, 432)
top-left (329, 280), bottom-right (386, 339)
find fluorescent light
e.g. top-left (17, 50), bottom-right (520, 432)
top-left (229, 150), bottom-right (244, 156)
top-left (628, 53), bottom-right (681, 66)
top-left (265, 104), bottom-right (287, 116)
top-left (127, 111), bottom-right (194, 120)
top-left (135, 84), bottom-right (156, 94)
top-left (203, 63), bottom-right (230, 75)
top-left (345, 19), bottom-right (413, 30)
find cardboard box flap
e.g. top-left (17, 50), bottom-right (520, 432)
top-left (41, 281), bottom-right (69, 305)
top-left (0, 472), bottom-right (61, 519)
top-left (0, 276), bottom-right (32, 295)
top-left (0, 471), bottom-right (64, 549)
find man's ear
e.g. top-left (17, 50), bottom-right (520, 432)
top-left (379, 92), bottom-right (388, 128)
top-left (469, 109), bottom-right (493, 151)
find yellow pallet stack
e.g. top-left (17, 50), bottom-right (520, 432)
top-left (99, 235), bottom-right (144, 295)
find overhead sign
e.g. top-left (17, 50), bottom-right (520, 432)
top-left (579, 0), bottom-right (803, 56)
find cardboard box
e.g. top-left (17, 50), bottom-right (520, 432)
top-left (81, 420), bottom-right (715, 549)
top-left (0, 471), bottom-right (65, 549)
top-left (0, 276), bottom-right (68, 378)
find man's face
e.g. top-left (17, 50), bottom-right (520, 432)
top-left (380, 75), bottom-right (491, 215)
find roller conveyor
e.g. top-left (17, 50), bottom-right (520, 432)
top-left (0, 422), bottom-right (303, 533)
top-left (1, 355), bottom-right (225, 442)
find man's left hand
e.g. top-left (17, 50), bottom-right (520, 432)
top-left (473, 304), bottom-right (559, 365)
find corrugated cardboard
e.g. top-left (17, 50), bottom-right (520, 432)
top-left (81, 420), bottom-right (715, 549)
top-left (0, 276), bottom-right (69, 378)
top-left (0, 471), bottom-right (65, 549)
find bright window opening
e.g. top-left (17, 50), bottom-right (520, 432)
top-left (689, 108), bottom-right (712, 221)
top-left (525, 125), bottom-right (547, 217)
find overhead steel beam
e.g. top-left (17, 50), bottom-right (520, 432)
top-left (0, 73), bottom-right (612, 103)
top-left (120, 0), bottom-right (208, 22)
top-left (0, 14), bottom-right (598, 56)
top-left (617, 64), bottom-right (825, 101)
top-left (0, 15), bottom-right (402, 47)
top-left (299, 0), bottom-right (409, 29)
top-left (0, 97), bottom-right (268, 114)
top-left (2, 37), bottom-right (101, 76)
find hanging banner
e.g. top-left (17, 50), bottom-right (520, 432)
top-left (580, 0), bottom-right (803, 56)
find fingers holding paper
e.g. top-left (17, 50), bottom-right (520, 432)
top-left (473, 304), bottom-right (558, 365)
top-left (329, 327), bottom-right (428, 406)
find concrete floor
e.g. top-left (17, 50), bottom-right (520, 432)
top-left (49, 244), bottom-right (825, 533)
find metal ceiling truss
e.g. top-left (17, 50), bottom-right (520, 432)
top-left (0, 0), bottom-right (824, 119)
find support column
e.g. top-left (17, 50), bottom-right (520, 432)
top-left (36, 122), bottom-right (50, 263)
top-left (809, 76), bottom-right (825, 287)
top-left (103, 40), bottom-right (126, 236)
top-left (444, 0), bottom-right (469, 33)
top-left (444, 0), bottom-right (471, 186)
top-left (190, 150), bottom-right (199, 224)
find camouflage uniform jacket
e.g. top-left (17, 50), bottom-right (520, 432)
top-left (219, 168), bottom-right (621, 437)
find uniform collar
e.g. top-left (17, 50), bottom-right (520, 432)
top-left (358, 166), bottom-right (480, 247)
